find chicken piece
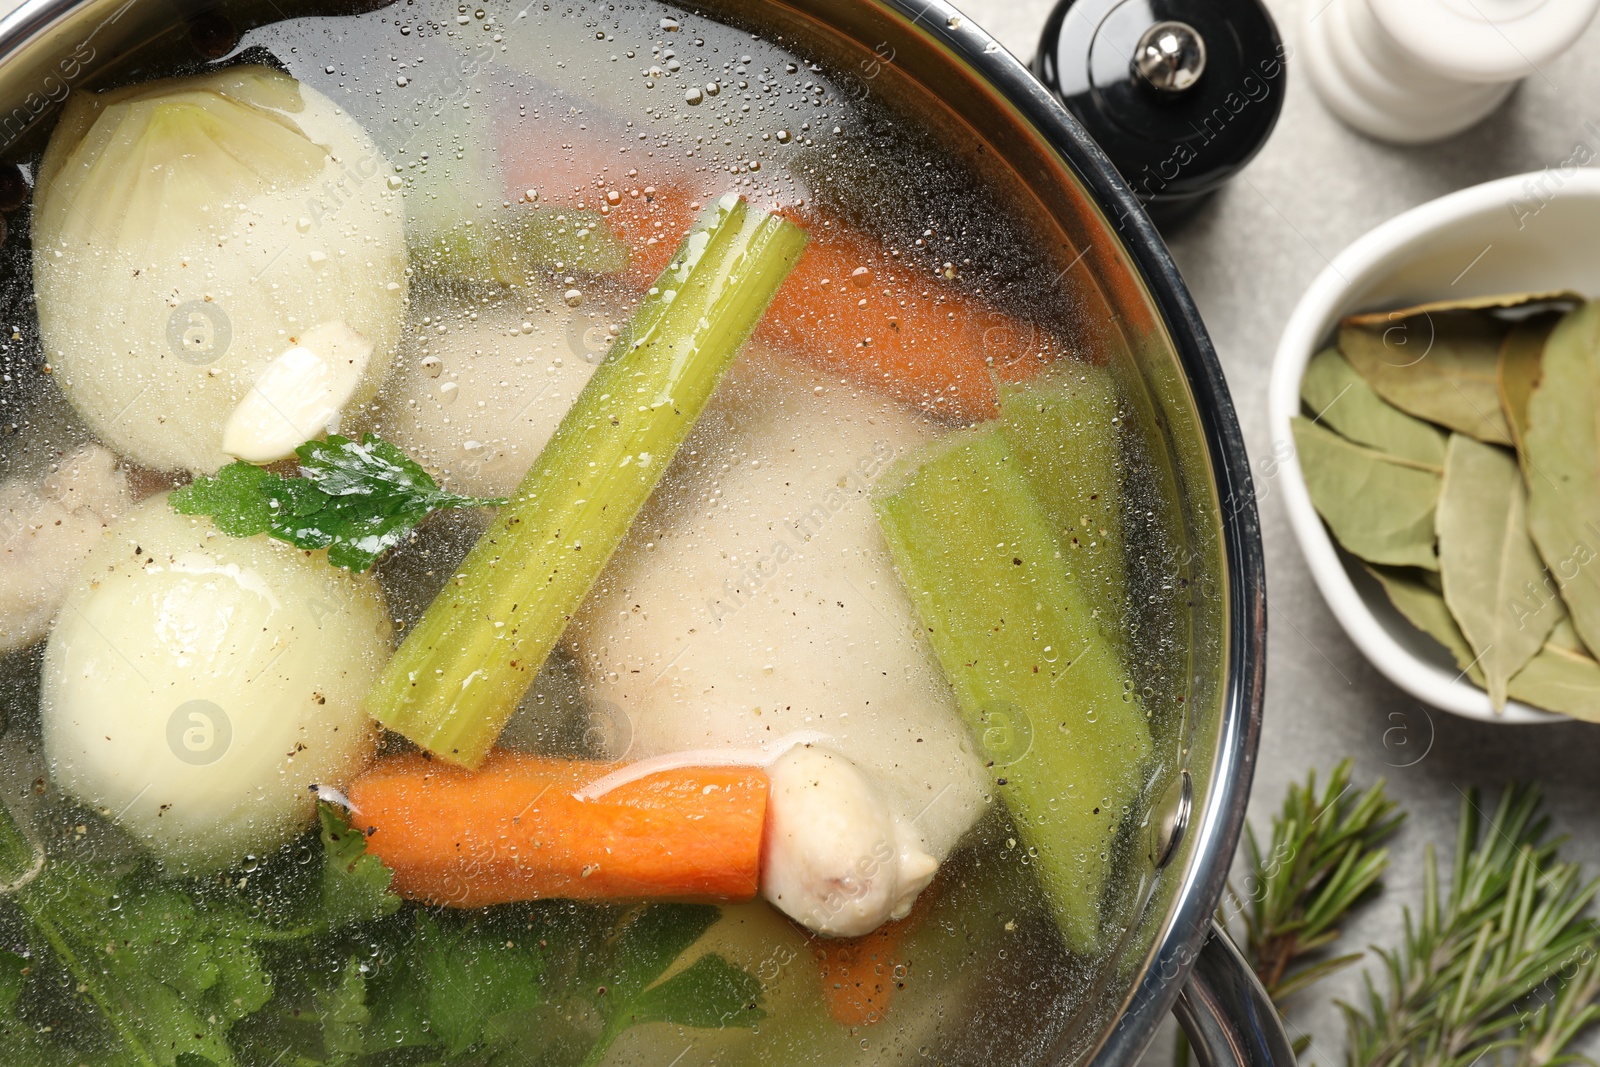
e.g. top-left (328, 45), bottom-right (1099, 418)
top-left (371, 284), bottom-right (626, 498)
top-left (570, 355), bottom-right (987, 935)
top-left (0, 443), bottom-right (132, 651)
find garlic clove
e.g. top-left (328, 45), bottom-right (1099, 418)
top-left (221, 320), bottom-right (373, 463)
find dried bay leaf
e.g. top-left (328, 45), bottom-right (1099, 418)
top-left (1436, 434), bottom-right (1559, 710)
top-left (1363, 562), bottom-right (1599, 720)
top-left (1497, 313), bottom-right (1561, 457)
top-left (1364, 562), bottom-right (1593, 721)
top-left (1547, 616), bottom-right (1587, 653)
top-left (1507, 634), bottom-right (1600, 723)
top-left (1342, 290), bottom-right (1582, 326)
top-left (1293, 416), bottom-right (1442, 570)
top-left (1301, 348), bottom-right (1447, 467)
top-left (1524, 300), bottom-right (1600, 656)
top-left (1364, 562), bottom-right (1481, 682)
top-left (1339, 311), bottom-right (1513, 444)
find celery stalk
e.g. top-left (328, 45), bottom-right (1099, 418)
top-left (873, 428), bottom-right (1152, 955)
top-left (998, 365), bottom-right (1126, 615)
top-left (369, 195), bottom-right (808, 766)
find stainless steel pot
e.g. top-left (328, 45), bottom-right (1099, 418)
top-left (0, 0), bottom-right (1275, 1063)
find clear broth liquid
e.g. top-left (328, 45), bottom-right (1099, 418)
top-left (0, 2), bottom-right (1198, 1064)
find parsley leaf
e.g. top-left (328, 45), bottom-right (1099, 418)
top-left (317, 802), bottom-right (400, 930)
top-left (575, 905), bottom-right (765, 1067)
top-left (0, 798), bottom-right (763, 1067)
top-left (171, 434), bottom-right (505, 572)
top-left (11, 862), bottom-right (276, 1067)
top-left (376, 910), bottom-right (547, 1056)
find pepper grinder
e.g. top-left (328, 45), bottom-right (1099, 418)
top-left (1034, 0), bottom-right (1286, 229)
top-left (1304, 0), bottom-right (1600, 144)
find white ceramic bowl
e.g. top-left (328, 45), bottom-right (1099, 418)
top-left (1269, 168), bottom-right (1600, 724)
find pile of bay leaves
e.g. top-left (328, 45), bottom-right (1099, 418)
top-left (1293, 291), bottom-right (1600, 720)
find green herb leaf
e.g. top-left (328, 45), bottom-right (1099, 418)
top-left (317, 801), bottom-right (400, 930)
top-left (1436, 435), bottom-right (1561, 710)
top-left (398, 910), bottom-right (546, 1055)
top-left (1524, 302), bottom-right (1600, 658)
top-left (313, 958), bottom-right (372, 1063)
top-left (598, 952), bottom-right (762, 1044)
top-left (1301, 348), bottom-right (1447, 467)
top-left (605, 903), bottom-right (723, 1004)
top-left (1292, 416), bottom-right (1443, 569)
top-left (10, 862), bottom-right (277, 1067)
top-left (171, 433), bottom-right (505, 572)
top-left (579, 906), bottom-right (764, 1067)
top-left (170, 461), bottom-right (276, 538)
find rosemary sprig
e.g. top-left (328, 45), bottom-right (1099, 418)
top-left (1341, 784), bottom-right (1600, 1067)
top-left (1232, 759), bottom-right (1404, 1003)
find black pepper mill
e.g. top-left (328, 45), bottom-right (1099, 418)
top-left (1034, 0), bottom-right (1286, 229)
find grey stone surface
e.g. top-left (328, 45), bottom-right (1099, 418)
top-left (959, 0), bottom-right (1600, 1062)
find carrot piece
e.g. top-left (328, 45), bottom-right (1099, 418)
top-left (752, 218), bottom-right (1051, 420)
top-left (502, 147), bottom-right (1057, 420)
top-left (348, 752), bottom-right (768, 908)
top-left (812, 889), bottom-right (934, 1028)
top-left (605, 187), bottom-right (1056, 420)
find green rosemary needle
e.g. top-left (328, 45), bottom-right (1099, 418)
top-left (1233, 759), bottom-right (1404, 1003)
top-left (1341, 784), bottom-right (1600, 1067)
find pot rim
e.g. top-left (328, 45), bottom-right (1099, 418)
top-left (857, 5), bottom-right (1266, 1061)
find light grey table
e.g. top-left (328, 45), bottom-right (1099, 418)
top-left (959, 0), bottom-right (1600, 1063)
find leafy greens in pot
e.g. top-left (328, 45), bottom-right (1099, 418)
top-left (171, 433), bottom-right (507, 573)
top-left (0, 797), bottom-right (763, 1066)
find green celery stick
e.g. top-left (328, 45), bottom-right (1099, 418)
top-left (370, 195), bottom-right (808, 766)
top-left (874, 427), bottom-right (1152, 955)
top-left (998, 364), bottom-right (1126, 638)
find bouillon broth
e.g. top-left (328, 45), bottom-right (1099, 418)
top-left (0, 2), bottom-right (1202, 1064)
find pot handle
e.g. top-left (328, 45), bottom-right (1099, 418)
top-left (1173, 921), bottom-right (1296, 1067)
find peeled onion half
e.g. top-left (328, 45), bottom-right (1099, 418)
top-left (32, 65), bottom-right (408, 473)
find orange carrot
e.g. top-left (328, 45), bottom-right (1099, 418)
top-left (497, 122), bottom-right (1060, 420)
top-left (751, 214), bottom-right (1053, 420)
top-left (597, 184), bottom-right (1060, 420)
top-left (812, 889), bottom-right (933, 1027)
top-left (348, 752), bottom-right (768, 908)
